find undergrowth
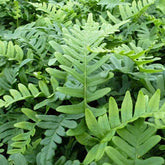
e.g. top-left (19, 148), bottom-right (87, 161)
top-left (0, 0), bottom-right (165, 164)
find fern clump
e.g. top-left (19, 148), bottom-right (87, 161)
top-left (0, 0), bottom-right (165, 164)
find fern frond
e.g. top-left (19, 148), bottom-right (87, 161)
top-left (30, 2), bottom-right (75, 27)
top-left (0, 68), bottom-right (17, 91)
top-left (51, 14), bottom-right (130, 115)
top-left (5, 23), bottom-right (50, 58)
top-left (137, 24), bottom-right (158, 49)
top-left (67, 89), bottom-right (165, 163)
top-left (119, 0), bottom-right (155, 21)
top-left (8, 108), bottom-right (39, 154)
top-left (0, 77), bottom-right (59, 109)
top-left (0, 40), bottom-right (24, 62)
top-left (55, 156), bottom-right (97, 165)
top-left (105, 119), bottom-right (164, 165)
top-left (0, 121), bottom-right (21, 153)
top-left (0, 112), bottom-right (27, 154)
top-left (98, 0), bottom-right (128, 9)
top-left (0, 153), bottom-right (27, 165)
top-left (141, 71), bottom-right (165, 100)
top-left (113, 42), bottom-right (162, 73)
top-left (36, 114), bottom-right (77, 165)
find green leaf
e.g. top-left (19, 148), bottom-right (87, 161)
top-left (14, 122), bottom-right (35, 130)
top-left (18, 83), bottom-right (31, 98)
top-left (87, 88), bottom-right (111, 102)
top-left (28, 83), bottom-right (40, 97)
top-left (83, 144), bottom-right (99, 165)
top-left (109, 97), bottom-right (121, 129)
top-left (57, 87), bottom-right (83, 98)
top-left (56, 102), bottom-right (84, 114)
top-left (39, 80), bottom-right (50, 97)
top-left (21, 108), bottom-right (38, 122)
top-left (106, 119), bottom-right (163, 165)
top-left (85, 109), bottom-right (102, 138)
top-left (121, 91), bottom-right (133, 123)
top-left (9, 154), bottom-right (27, 165)
top-left (147, 89), bottom-right (160, 112)
top-left (0, 155), bottom-right (8, 165)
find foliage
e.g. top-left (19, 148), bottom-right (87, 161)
top-left (0, 0), bottom-right (165, 164)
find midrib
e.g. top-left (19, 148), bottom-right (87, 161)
top-left (84, 46), bottom-right (87, 109)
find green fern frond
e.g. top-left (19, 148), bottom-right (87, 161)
top-left (141, 71), bottom-right (165, 100)
top-left (0, 112), bottom-right (27, 154)
top-left (0, 77), bottom-right (59, 109)
top-left (30, 2), bottom-right (75, 27)
top-left (54, 156), bottom-right (80, 165)
top-left (0, 68), bottom-right (18, 91)
top-left (152, 112), bottom-right (165, 129)
top-left (113, 42), bottom-right (162, 73)
top-left (0, 121), bottom-right (21, 153)
top-left (0, 40), bottom-right (24, 62)
top-left (0, 153), bottom-right (27, 165)
top-left (67, 89), bottom-right (165, 163)
top-left (119, 0), bottom-right (155, 21)
top-left (105, 119), bottom-right (164, 165)
top-left (36, 114), bottom-right (77, 165)
top-left (8, 108), bottom-right (39, 154)
top-left (52, 14), bottom-right (130, 115)
top-left (5, 23), bottom-right (50, 58)
top-left (98, 0), bottom-right (129, 9)
top-left (137, 24), bottom-right (158, 49)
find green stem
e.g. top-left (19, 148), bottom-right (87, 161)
top-left (84, 46), bottom-right (87, 109)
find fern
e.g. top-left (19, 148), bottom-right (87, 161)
top-left (0, 121), bottom-right (20, 153)
top-left (13, 0), bottom-right (21, 27)
top-left (36, 114), bottom-right (77, 165)
top-left (119, 0), bottom-right (155, 21)
top-left (67, 89), bottom-right (165, 163)
top-left (0, 0), bottom-right (165, 163)
top-left (54, 156), bottom-right (80, 165)
top-left (30, 2), bottom-right (75, 27)
top-left (0, 40), bottom-right (24, 62)
top-left (0, 68), bottom-right (18, 92)
top-left (0, 112), bottom-right (27, 154)
top-left (0, 153), bottom-right (27, 165)
top-left (105, 119), bottom-right (164, 165)
top-left (4, 22), bottom-right (51, 59)
top-left (52, 14), bottom-right (128, 115)
top-left (8, 108), bottom-right (39, 154)
top-left (97, 0), bottom-right (128, 9)
top-left (113, 42), bottom-right (162, 73)
top-left (0, 77), bottom-right (59, 109)
top-left (141, 71), bottom-right (165, 102)
top-left (137, 23), bottom-right (158, 49)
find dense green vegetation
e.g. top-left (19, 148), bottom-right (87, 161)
top-left (0, 0), bottom-right (165, 164)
